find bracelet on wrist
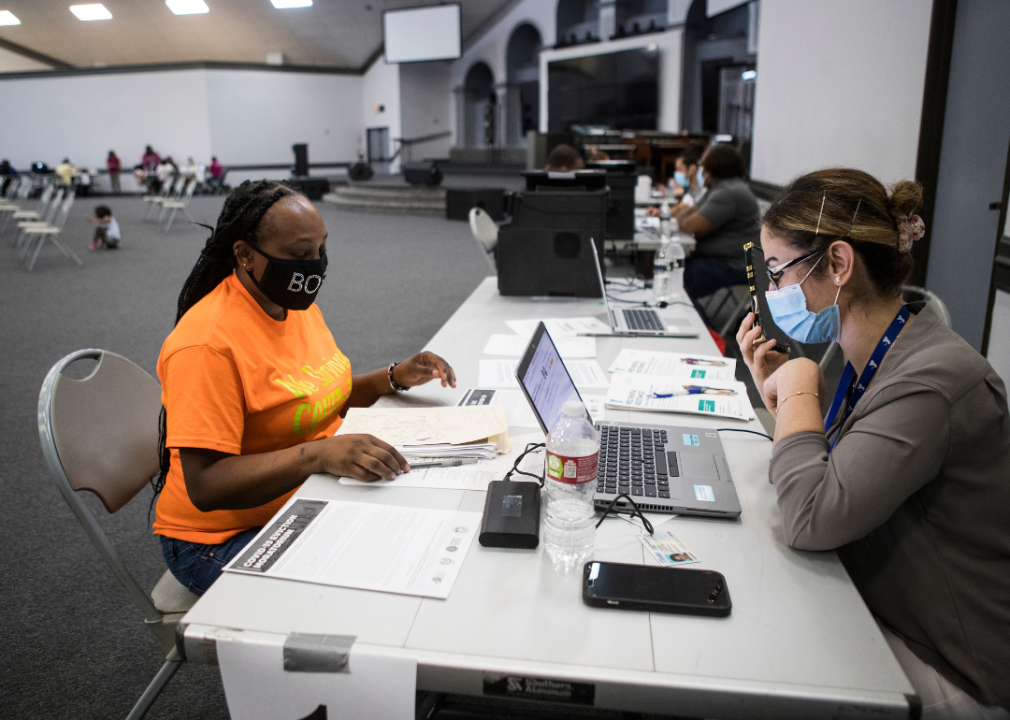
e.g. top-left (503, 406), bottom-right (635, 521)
top-left (777, 390), bottom-right (818, 410)
top-left (388, 362), bottom-right (408, 393)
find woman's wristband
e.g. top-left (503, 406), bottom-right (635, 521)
top-left (777, 390), bottom-right (818, 410)
top-left (388, 362), bottom-right (408, 393)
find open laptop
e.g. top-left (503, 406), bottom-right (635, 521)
top-left (590, 241), bottom-right (699, 338)
top-left (515, 322), bottom-right (742, 519)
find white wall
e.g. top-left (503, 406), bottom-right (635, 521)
top-left (0, 45), bottom-right (53, 73)
top-left (398, 61), bottom-right (453, 161)
top-left (539, 29), bottom-right (684, 134)
top-left (750, 0), bottom-right (932, 187)
top-left (360, 57), bottom-right (401, 171)
top-left (205, 69), bottom-right (361, 165)
top-left (0, 66), bottom-right (366, 178)
top-left (0, 70), bottom-right (212, 172)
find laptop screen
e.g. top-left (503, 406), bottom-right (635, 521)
top-left (515, 322), bottom-right (589, 435)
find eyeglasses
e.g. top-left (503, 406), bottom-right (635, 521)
top-left (764, 248), bottom-right (823, 289)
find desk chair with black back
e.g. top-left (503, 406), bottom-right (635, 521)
top-left (496, 170), bottom-right (609, 297)
top-left (38, 349), bottom-right (199, 720)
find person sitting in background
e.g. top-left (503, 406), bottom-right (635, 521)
top-left (142, 145), bottom-right (162, 194)
top-left (141, 145), bottom-right (161, 172)
top-left (152, 180), bottom-right (457, 596)
top-left (208, 156), bottom-right (224, 193)
top-left (156, 156), bottom-right (178, 193)
top-left (55, 158), bottom-right (76, 188)
top-left (88, 204), bottom-right (121, 250)
top-left (545, 144), bottom-right (584, 171)
top-left (670, 144), bottom-right (706, 212)
top-left (182, 157), bottom-right (198, 182)
top-left (586, 147), bottom-right (610, 162)
top-left (0, 159), bottom-right (16, 194)
top-left (107, 151), bottom-right (121, 195)
top-left (677, 144), bottom-right (760, 321)
top-left (737, 168), bottom-right (1010, 719)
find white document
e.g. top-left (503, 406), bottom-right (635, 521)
top-left (505, 316), bottom-right (612, 339)
top-left (218, 630), bottom-right (416, 720)
top-left (340, 432), bottom-right (545, 491)
top-left (608, 348), bottom-right (737, 382)
top-left (480, 359), bottom-right (611, 389)
top-left (478, 359), bottom-right (519, 388)
top-left (565, 359), bottom-right (611, 388)
top-left (606, 373), bottom-right (754, 421)
top-left (225, 497), bottom-right (481, 600)
top-left (336, 405), bottom-right (507, 447)
top-left (457, 387), bottom-right (539, 428)
top-left (483, 333), bottom-right (597, 358)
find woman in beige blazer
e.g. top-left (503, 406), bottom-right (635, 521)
top-left (738, 168), bottom-right (1010, 720)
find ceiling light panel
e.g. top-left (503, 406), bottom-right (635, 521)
top-left (70, 4), bottom-right (113, 21)
top-left (0, 10), bottom-right (21, 25)
top-left (270, 0), bottom-right (313, 8)
top-left (166, 0), bottom-right (210, 15)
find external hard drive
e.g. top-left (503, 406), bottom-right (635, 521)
top-left (478, 481), bottom-right (541, 549)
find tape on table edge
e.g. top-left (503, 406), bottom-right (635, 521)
top-left (283, 633), bottom-right (356, 673)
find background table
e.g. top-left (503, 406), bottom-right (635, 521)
top-left (180, 277), bottom-right (915, 719)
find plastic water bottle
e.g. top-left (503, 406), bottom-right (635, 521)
top-left (542, 400), bottom-right (600, 572)
top-left (666, 238), bottom-right (686, 296)
top-left (653, 237), bottom-right (674, 303)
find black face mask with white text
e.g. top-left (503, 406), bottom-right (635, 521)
top-left (248, 246), bottom-right (327, 311)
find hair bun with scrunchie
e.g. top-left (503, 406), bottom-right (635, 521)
top-left (895, 214), bottom-right (926, 253)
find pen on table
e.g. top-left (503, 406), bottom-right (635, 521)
top-left (652, 388), bottom-right (701, 398)
top-left (407, 458), bottom-right (480, 469)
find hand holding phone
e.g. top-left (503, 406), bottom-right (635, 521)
top-left (582, 561), bottom-right (731, 617)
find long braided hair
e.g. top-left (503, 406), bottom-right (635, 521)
top-left (150, 180), bottom-right (305, 517)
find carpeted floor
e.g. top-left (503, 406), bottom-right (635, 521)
top-left (0, 193), bottom-right (493, 719)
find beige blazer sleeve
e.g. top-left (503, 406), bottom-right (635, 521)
top-left (769, 381), bottom-right (951, 551)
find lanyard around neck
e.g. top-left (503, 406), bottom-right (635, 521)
top-left (824, 306), bottom-right (911, 451)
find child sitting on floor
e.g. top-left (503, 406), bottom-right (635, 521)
top-left (88, 205), bottom-right (121, 250)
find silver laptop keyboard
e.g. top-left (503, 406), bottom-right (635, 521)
top-left (622, 308), bottom-right (664, 331)
top-left (596, 424), bottom-right (674, 499)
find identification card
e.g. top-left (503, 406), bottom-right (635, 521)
top-left (638, 531), bottom-right (699, 566)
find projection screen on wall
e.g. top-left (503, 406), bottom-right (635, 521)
top-left (383, 4), bottom-right (461, 64)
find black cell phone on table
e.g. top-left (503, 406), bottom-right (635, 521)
top-left (582, 561), bottom-right (731, 617)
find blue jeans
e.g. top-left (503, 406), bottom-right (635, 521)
top-left (160, 526), bottom-right (262, 596)
top-left (684, 257), bottom-right (748, 325)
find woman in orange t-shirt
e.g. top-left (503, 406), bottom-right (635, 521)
top-left (153, 180), bottom-right (456, 595)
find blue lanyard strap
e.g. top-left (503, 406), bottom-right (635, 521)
top-left (824, 306), bottom-right (911, 450)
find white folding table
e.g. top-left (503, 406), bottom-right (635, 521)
top-left (179, 277), bottom-right (916, 719)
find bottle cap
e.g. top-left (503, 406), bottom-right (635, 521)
top-left (561, 400), bottom-right (586, 417)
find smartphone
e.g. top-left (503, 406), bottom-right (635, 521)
top-left (582, 561), bottom-right (731, 617)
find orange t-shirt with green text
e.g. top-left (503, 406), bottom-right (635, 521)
top-left (153, 272), bottom-right (351, 544)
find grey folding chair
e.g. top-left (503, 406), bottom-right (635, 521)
top-left (38, 349), bottom-right (199, 720)
top-left (468, 206), bottom-right (498, 272)
top-left (818, 285), bottom-right (953, 369)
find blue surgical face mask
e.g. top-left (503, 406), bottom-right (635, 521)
top-left (764, 257), bottom-right (842, 344)
top-left (674, 171), bottom-right (688, 187)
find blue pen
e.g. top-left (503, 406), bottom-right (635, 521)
top-left (651, 388), bottom-right (704, 398)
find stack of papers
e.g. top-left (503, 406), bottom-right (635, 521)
top-left (505, 317), bottom-right (611, 338)
top-left (336, 405), bottom-right (510, 455)
top-left (482, 333), bottom-right (596, 358)
top-left (606, 374), bottom-right (754, 421)
top-left (608, 348), bottom-right (737, 382)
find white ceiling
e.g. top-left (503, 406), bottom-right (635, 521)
top-left (0, 0), bottom-right (515, 70)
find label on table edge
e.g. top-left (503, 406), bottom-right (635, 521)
top-left (483, 673), bottom-right (595, 705)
